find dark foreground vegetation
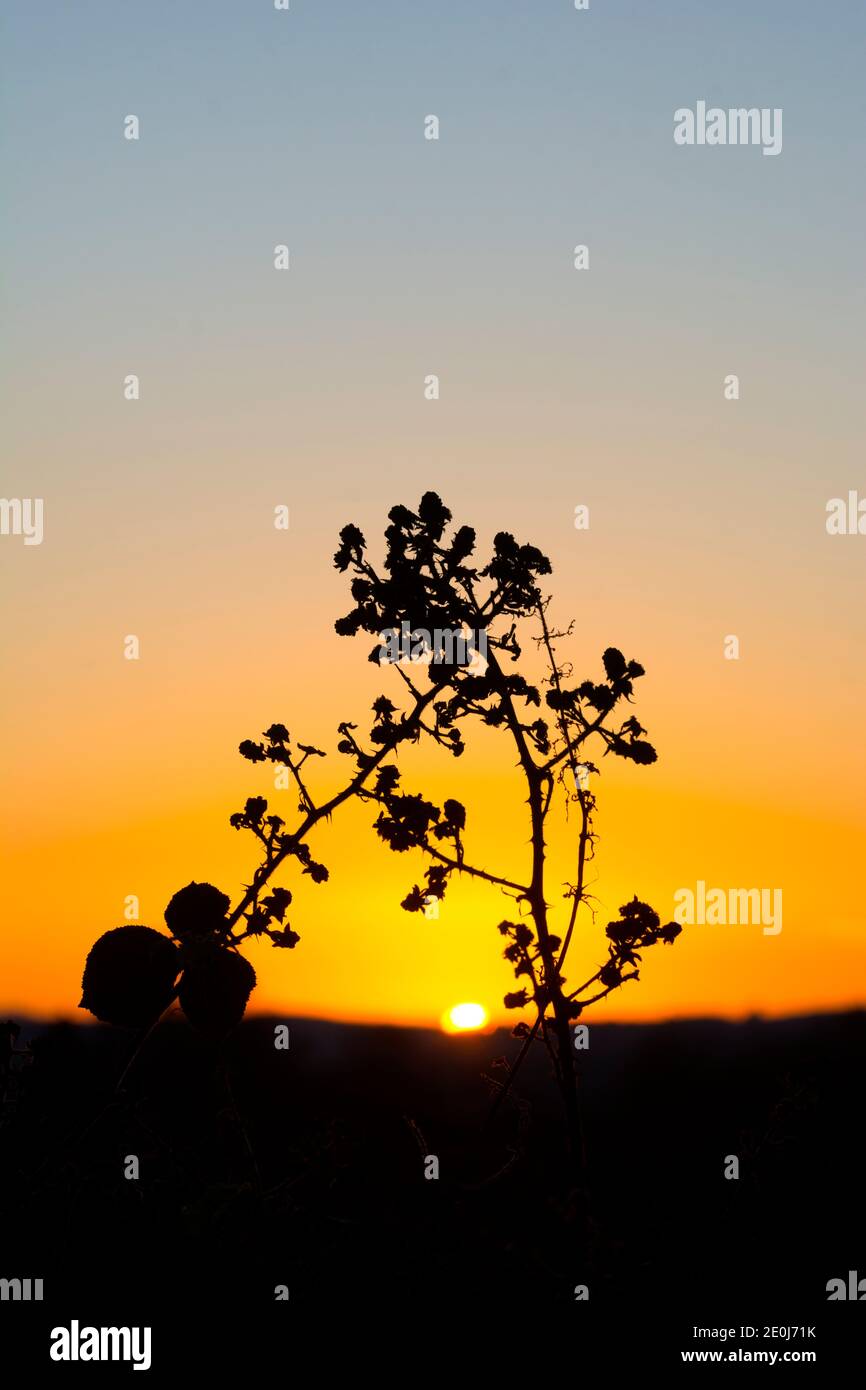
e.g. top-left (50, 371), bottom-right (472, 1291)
top-left (1, 1011), bottom-right (864, 1366)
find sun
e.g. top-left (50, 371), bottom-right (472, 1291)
top-left (442, 1002), bottom-right (489, 1034)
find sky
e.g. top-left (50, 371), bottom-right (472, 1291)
top-left (2, 0), bottom-right (865, 1027)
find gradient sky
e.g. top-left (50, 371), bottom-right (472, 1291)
top-left (2, 1), bottom-right (865, 1026)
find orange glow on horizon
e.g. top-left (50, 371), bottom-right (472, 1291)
top-left (3, 488), bottom-right (865, 1030)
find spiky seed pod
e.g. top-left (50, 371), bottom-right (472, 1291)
top-left (80, 926), bottom-right (180, 1027)
top-left (164, 881), bottom-right (230, 943)
top-left (177, 945), bottom-right (256, 1037)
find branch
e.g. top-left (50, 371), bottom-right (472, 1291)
top-left (225, 685), bottom-right (440, 932)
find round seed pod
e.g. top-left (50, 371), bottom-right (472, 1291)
top-left (177, 945), bottom-right (256, 1037)
top-left (80, 926), bottom-right (180, 1028)
top-left (164, 881), bottom-right (230, 943)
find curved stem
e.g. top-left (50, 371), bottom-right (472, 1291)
top-left (225, 685), bottom-right (440, 932)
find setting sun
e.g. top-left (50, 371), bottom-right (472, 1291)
top-left (442, 1002), bottom-right (489, 1034)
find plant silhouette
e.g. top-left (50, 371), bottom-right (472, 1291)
top-left (80, 494), bottom-right (682, 1156)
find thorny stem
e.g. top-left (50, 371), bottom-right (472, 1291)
top-left (484, 602), bottom-right (617, 1147)
top-left (287, 751), bottom-right (317, 816)
top-left (536, 602), bottom-right (596, 975)
top-left (356, 794), bottom-right (529, 899)
top-left (485, 1013), bottom-right (543, 1126)
top-left (484, 638), bottom-right (586, 1173)
top-left (224, 684), bottom-right (442, 939)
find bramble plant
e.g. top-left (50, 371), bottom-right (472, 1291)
top-left (81, 494), bottom-right (681, 1157)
